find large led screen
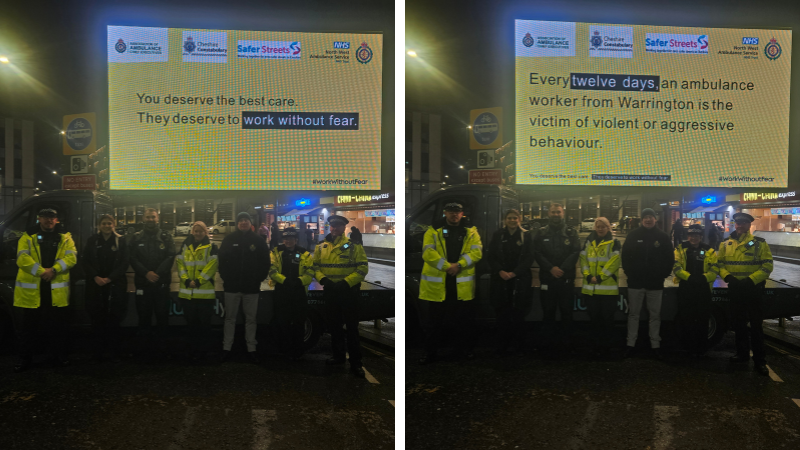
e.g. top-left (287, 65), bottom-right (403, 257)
top-left (515, 20), bottom-right (791, 187)
top-left (108, 26), bottom-right (382, 190)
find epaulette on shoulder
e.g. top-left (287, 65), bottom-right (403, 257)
top-left (753, 236), bottom-right (766, 242)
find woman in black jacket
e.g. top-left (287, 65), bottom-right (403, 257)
top-left (83, 214), bottom-right (129, 361)
top-left (489, 209), bottom-right (534, 355)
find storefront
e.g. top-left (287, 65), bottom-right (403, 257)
top-left (732, 188), bottom-right (800, 233)
top-left (321, 192), bottom-right (396, 249)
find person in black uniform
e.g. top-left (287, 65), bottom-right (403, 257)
top-left (83, 214), bottom-right (129, 361)
top-left (488, 209), bottom-right (534, 355)
top-left (673, 224), bottom-right (717, 358)
top-left (671, 219), bottom-right (684, 249)
top-left (129, 208), bottom-right (176, 358)
top-left (533, 203), bottom-right (581, 357)
top-left (349, 226), bottom-right (363, 245)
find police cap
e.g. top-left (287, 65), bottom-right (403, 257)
top-left (282, 227), bottom-right (298, 238)
top-left (443, 202), bottom-right (463, 212)
top-left (327, 215), bottom-right (349, 226)
top-left (687, 224), bottom-right (704, 235)
top-left (732, 212), bottom-right (755, 223)
top-left (37, 208), bottom-right (58, 218)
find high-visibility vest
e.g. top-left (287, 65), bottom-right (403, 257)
top-left (269, 246), bottom-right (314, 291)
top-left (716, 232), bottom-right (773, 284)
top-left (673, 242), bottom-right (718, 288)
top-left (312, 235), bottom-right (369, 287)
top-left (419, 225), bottom-right (482, 302)
top-left (176, 241), bottom-right (218, 300)
top-left (14, 231), bottom-right (77, 308)
top-left (579, 236), bottom-right (620, 296)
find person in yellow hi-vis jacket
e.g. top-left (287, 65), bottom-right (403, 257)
top-left (176, 221), bottom-right (218, 362)
top-left (270, 226), bottom-right (314, 360)
top-left (717, 212), bottom-right (773, 376)
top-left (13, 208), bottom-right (77, 373)
top-left (418, 202), bottom-right (482, 365)
top-left (313, 215), bottom-right (369, 378)
top-left (673, 224), bottom-right (718, 358)
top-left (579, 217), bottom-right (621, 357)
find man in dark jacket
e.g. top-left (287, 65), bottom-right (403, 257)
top-left (83, 214), bottom-right (129, 361)
top-left (129, 208), bottom-right (175, 357)
top-left (218, 212), bottom-right (270, 363)
top-left (671, 219), bottom-right (684, 248)
top-left (621, 208), bottom-right (674, 359)
top-left (533, 203), bottom-right (581, 356)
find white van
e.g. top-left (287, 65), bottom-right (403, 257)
top-left (209, 220), bottom-right (236, 234)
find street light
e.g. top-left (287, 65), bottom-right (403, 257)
top-left (459, 165), bottom-right (464, 169)
top-left (0, 56), bottom-right (9, 64)
top-left (60, 131), bottom-right (65, 135)
top-left (52, 171), bottom-right (57, 174)
top-left (407, 50), bottom-right (417, 57)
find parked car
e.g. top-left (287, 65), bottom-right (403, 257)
top-left (209, 220), bottom-right (236, 234)
top-left (174, 222), bottom-right (192, 235)
top-left (580, 217), bottom-right (596, 232)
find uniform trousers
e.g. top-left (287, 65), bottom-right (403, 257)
top-left (135, 283), bottom-right (171, 353)
top-left (86, 282), bottom-right (127, 357)
top-left (181, 297), bottom-right (216, 354)
top-left (492, 276), bottom-right (532, 352)
top-left (223, 292), bottom-right (259, 352)
top-left (539, 277), bottom-right (575, 350)
top-left (626, 288), bottom-right (663, 348)
top-left (730, 285), bottom-right (766, 365)
top-left (14, 287), bottom-right (70, 362)
top-left (274, 284), bottom-right (306, 358)
top-left (418, 275), bottom-right (476, 356)
top-left (677, 282), bottom-right (711, 355)
top-left (324, 284), bottom-right (363, 367)
top-left (586, 294), bottom-right (619, 350)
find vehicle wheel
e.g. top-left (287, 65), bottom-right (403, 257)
top-left (213, 229), bottom-right (219, 235)
top-left (707, 305), bottom-right (728, 349)
top-left (302, 310), bottom-right (323, 351)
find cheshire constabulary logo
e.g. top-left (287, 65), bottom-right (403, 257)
top-left (249, 244), bottom-right (256, 252)
top-left (590, 31), bottom-right (602, 49)
top-left (115, 39), bottom-right (127, 53)
top-left (764, 37), bottom-right (782, 60)
top-left (184, 36), bottom-right (196, 53)
top-left (356, 42), bottom-right (373, 64)
top-left (522, 32), bottom-right (534, 48)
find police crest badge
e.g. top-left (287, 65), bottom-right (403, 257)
top-left (654, 241), bottom-right (660, 248)
top-left (115, 39), bottom-right (127, 53)
top-left (184, 36), bottom-right (196, 53)
top-left (564, 239), bottom-right (570, 245)
top-left (590, 31), bottom-right (602, 49)
top-left (522, 32), bottom-right (534, 48)
top-left (159, 243), bottom-right (165, 250)
top-left (356, 42), bottom-right (373, 64)
top-left (250, 244), bottom-right (256, 252)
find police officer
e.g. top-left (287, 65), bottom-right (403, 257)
top-left (176, 221), bottom-right (218, 362)
top-left (533, 202), bottom-right (581, 357)
top-left (417, 203), bottom-right (482, 364)
top-left (718, 212), bottom-right (773, 376)
top-left (83, 214), bottom-right (129, 362)
top-left (673, 224), bottom-right (718, 358)
top-left (13, 208), bottom-right (77, 372)
top-left (579, 217), bottom-right (621, 357)
top-left (269, 226), bottom-right (314, 360)
top-left (129, 208), bottom-right (176, 359)
top-left (313, 215), bottom-right (369, 377)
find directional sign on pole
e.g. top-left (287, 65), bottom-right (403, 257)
top-left (469, 107), bottom-right (502, 149)
top-left (62, 112), bottom-right (96, 155)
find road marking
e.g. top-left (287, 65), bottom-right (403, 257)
top-left (793, 399), bottom-right (800, 409)
top-left (567, 402), bottom-right (599, 449)
top-left (363, 367), bottom-right (380, 384)
top-left (767, 366), bottom-right (784, 382)
top-left (168, 406), bottom-right (198, 450)
top-left (363, 345), bottom-right (395, 361)
top-left (252, 409), bottom-right (277, 449)
top-left (765, 343), bottom-right (789, 354)
top-left (653, 405), bottom-right (679, 450)
top-left (389, 401), bottom-right (395, 407)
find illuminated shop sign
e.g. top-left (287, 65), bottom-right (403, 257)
top-left (334, 192), bottom-right (393, 206)
top-left (771, 208), bottom-right (800, 215)
top-left (364, 209), bottom-right (395, 217)
top-left (741, 191), bottom-right (797, 203)
top-left (700, 195), bottom-right (717, 204)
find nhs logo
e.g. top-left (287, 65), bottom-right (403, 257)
top-left (333, 41), bottom-right (350, 49)
top-left (742, 37), bottom-right (759, 45)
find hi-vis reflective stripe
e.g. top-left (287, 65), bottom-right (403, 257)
top-left (192, 289), bottom-right (215, 294)
top-left (582, 265), bottom-right (590, 272)
top-left (587, 256), bottom-right (609, 262)
top-left (610, 251), bottom-right (620, 257)
top-left (65, 250), bottom-right (75, 255)
top-left (30, 263), bottom-right (40, 276)
top-left (470, 245), bottom-right (481, 250)
top-left (724, 260), bottom-right (773, 265)
top-left (593, 284), bottom-right (617, 291)
top-left (17, 250), bottom-right (31, 256)
top-left (436, 259), bottom-right (446, 270)
top-left (56, 259), bottom-right (67, 272)
top-left (462, 254), bottom-right (473, 266)
top-left (318, 262), bottom-right (360, 268)
top-left (423, 244), bottom-right (436, 251)
top-left (356, 270), bottom-right (367, 276)
top-left (421, 275), bottom-right (442, 283)
top-left (179, 288), bottom-right (192, 295)
top-left (179, 269), bottom-right (188, 276)
top-left (200, 272), bottom-right (212, 280)
top-left (176, 254), bottom-right (185, 260)
top-left (51, 282), bottom-right (69, 289)
top-left (15, 281), bottom-right (37, 289)
top-left (601, 268), bottom-right (613, 277)
top-left (456, 276), bottom-right (474, 283)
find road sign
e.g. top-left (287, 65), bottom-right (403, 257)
top-left (63, 112), bottom-right (96, 155)
top-left (70, 155), bottom-right (89, 174)
top-left (477, 150), bottom-right (495, 168)
top-left (469, 169), bottom-right (503, 185)
top-left (469, 107), bottom-right (502, 149)
top-left (62, 174), bottom-right (96, 190)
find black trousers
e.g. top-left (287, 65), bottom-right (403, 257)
top-left (730, 285), bottom-right (766, 365)
top-left (417, 292), bottom-right (476, 356)
top-left (135, 284), bottom-right (171, 352)
top-left (586, 294), bottom-right (618, 350)
top-left (86, 281), bottom-right (128, 357)
top-left (677, 283), bottom-right (711, 354)
top-left (14, 288), bottom-right (70, 362)
top-left (275, 284), bottom-right (307, 358)
top-left (539, 278), bottom-right (575, 350)
top-left (181, 297), bottom-right (216, 354)
top-left (492, 276), bottom-right (532, 352)
top-left (324, 285), bottom-right (363, 368)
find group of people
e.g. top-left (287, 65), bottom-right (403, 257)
top-left (417, 202), bottom-right (774, 376)
top-left (11, 208), bottom-right (370, 378)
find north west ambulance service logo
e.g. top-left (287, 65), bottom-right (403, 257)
top-left (184, 36), bottom-right (196, 53)
top-left (765, 37), bottom-right (782, 60)
top-left (522, 32), bottom-right (534, 48)
top-left (356, 42), bottom-right (373, 64)
top-left (115, 39), bottom-right (127, 53)
top-left (590, 31), bottom-right (602, 49)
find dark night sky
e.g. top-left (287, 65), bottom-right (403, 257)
top-left (406, 0), bottom-right (800, 187)
top-left (0, 0), bottom-right (394, 192)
